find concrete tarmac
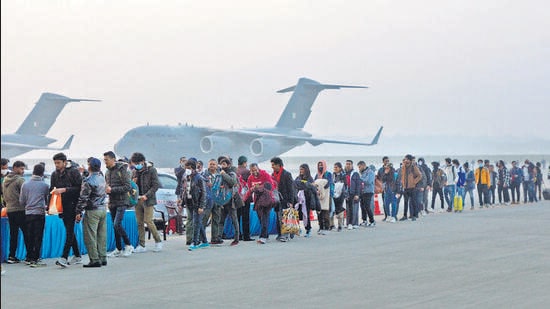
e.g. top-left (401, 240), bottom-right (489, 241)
top-left (2, 201), bottom-right (549, 309)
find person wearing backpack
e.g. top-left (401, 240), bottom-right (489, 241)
top-left (104, 151), bottom-right (134, 258)
top-left (183, 159), bottom-right (209, 251)
top-left (201, 159), bottom-right (222, 245)
top-left (213, 157), bottom-right (240, 246)
top-left (431, 162), bottom-right (446, 212)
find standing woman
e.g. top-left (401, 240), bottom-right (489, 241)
top-left (294, 163), bottom-right (317, 237)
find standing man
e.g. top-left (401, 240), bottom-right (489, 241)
top-left (104, 151), bottom-right (134, 257)
top-left (20, 163), bottom-right (50, 267)
top-left (431, 162), bottom-right (446, 212)
top-left (202, 159), bottom-right (222, 245)
top-left (357, 161), bottom-right (376, 226)
top-left (3, 160), bottom-right (27, 264)
top-left (181, 159), bottom-right (209, 251)
top-left (509, 161), bottom-right (523, 204)
top-left (496, 160), bottom-right (511, 205)
top-left (443, 158), bottom-right (457, 212)
top-left (75, 158), bottom-right (108, 267)
top-left (216, 157), bottom-right (240, 246)
top-left (51, 153), bottom-right (84, 268)
top-left (400, 155), bottom-right (422, 221)
top-left (130, 152), bottom-right (162, 253)
top-left (236, 155), bottom-right (254, 241)
top-left (271, 157), bottom-right (296, 241)
top-left (344, 160), bottom-right (361, 229)
top-left (417, 158), bottom-right (432, 214)
top-left (474, 159), bottom-right (491, 208)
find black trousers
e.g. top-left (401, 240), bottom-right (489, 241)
top-left (61, 208), bottom-right (81, 259)
top-left (359, 193), bottom-right (374, 223)
top-left (237, 201), bottom-right (251, 240)
top-left (25, 215), bottom-right (45, 261)
top-left (7, 210), bottom-right (26, 259)
top-left (431, 187), bottom-right (445, 209)
top-left (403, 189), bottom-right (415, 217)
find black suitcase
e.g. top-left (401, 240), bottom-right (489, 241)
top-left (543, 188), bottom-right (550, 201)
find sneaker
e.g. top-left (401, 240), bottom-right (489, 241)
top-left (123, 245), bottom-right (134, 257)
top-left (347, 224), bottom-right (353, 230)
top-left (70, 256), bottom-right (83, 265)
top-left (258, 238), bottom-right (266, 244)
top-left (188, 244), bottom-right (198, 251)
top-left (320, 230), bottom-right (327, 235)
top-left (367, 222), bottom-right (376, 227)
top-left (337, 226), bottom-right (342, 232)
top-left (278, 237), bottom-right (287, 242)
top-left (382, 217), bottom-right (387, 222)
top-left (389, 217), bottom-right (396, 223)
top-left (353, 225), bottom-right (359, 229)
top-left (412, 217), bottom-right (417, 221)
top-left (109, 249), bottom-right (122, 257)
top-left (30, 259), bottom-right (47, 268)
top-left (305, 231), bottom-right (311, 237)
top-left (198, 242), bottom-right (210, 249)
top-left (7, 256), bottom-right (20, 264)
top-left (134, 245), bottom-right (147, 253)
top-left (153, 242), bottom-right (163, 252)
top-left (399, 217), bottom-right (408, 221)
top-left (56, 257), bottom-right (69, 268)
top-left (230, 240), bottom-right (239, 246)
top-left (25, 258), bottom-right (32, 265)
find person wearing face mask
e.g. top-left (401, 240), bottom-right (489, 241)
top-left (130, 152), bottom-right (162, 253)
top-left (474, 159), bottom-right (491, 208)
top-left (182, 159), bottom-right (208, 251)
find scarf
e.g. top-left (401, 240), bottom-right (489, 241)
top-left (272, 167), bottom-right (284, 184)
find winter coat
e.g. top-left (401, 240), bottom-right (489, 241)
top-left (2, 172), bottom-right (25, 213)
top-left (132, 162), bottom-right (159, 207)
top-left (105, 162), bottom-right (132, 207)
top-left (76, 172), bottom-right (107, 213)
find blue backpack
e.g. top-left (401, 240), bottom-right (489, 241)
top-left (211, 174), bottom-right (233, 205)
top-left (128, 180), bottom-right (139, 206)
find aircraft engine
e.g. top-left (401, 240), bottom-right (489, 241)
top-left (249, 138), bottom-right (282, 157)
top-left (200, 135), bottom-right (233, 153)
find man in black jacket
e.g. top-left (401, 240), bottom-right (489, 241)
top-left (51, 153), bottom-right (83, 268)
top-left (271, 157), bottom-right (296, 242)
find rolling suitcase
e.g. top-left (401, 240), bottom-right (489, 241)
top-left (453, 194), bottom-right (463, 212)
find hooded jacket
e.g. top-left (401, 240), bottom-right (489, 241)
top-left (132, 161), bottom-right (159, 207)
top-left (105, 162), bottom-right (132, 206)
top-left (245, 169), bottom-right (274, 209)
top-left (50, 165), bottom-right (83, 213)
top-left (2, 172), bottom-right (25, 212)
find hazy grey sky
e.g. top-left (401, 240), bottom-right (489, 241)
top-left (2, 0), bottom-right (548, 158)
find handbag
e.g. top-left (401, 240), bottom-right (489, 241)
top-left (48, 192), bottom-right (63, 215)
top-left (232, 192), bottom-right (245, 208)
top-left (281, 208), bottom-right (300, 235)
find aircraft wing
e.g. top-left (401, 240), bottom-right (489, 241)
top-left (0, 135), bottom-right (74, 151)
top-left (206, 126), bottom-right (383, 146)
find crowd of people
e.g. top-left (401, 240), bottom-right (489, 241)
top-left (0, 152), bottom-right (547, 274)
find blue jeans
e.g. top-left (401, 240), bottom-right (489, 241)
top-left (190, 208), bottom-right (207, 245)
top-left (383, 191), bottom-right (397, 218)
top-left (110, 206), bottom-right (131, 250)
top-left (444, 185), bottom-right (456, 209)
top-left (464, 187), bottom-right (475, 207)
top-left (456, 186), bottom-right (464, 201)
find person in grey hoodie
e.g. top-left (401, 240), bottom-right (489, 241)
top-left (2, 160), bottom-right (27, 264)
top-left (20, 163), bottom-right (50, 267)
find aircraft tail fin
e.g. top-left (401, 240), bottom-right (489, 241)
top-left (15, 93), bottom-right (100, 136)
top-left (61, 135), bottom-right (74, 150)
top-left (275, 78), bottom-right (367, 130)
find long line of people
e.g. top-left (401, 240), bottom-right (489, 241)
top-left (0, 153), bottom-right (546, 273)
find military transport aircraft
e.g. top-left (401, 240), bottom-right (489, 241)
top-left (114, 77), bottom-right (383, 168)
top-left (1, 93), bottom-right (100, 158)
